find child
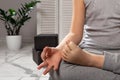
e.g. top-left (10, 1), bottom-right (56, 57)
top-left (38, 0), bottom-right (120, 80)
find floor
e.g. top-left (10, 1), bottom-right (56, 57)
top-left (0, 41), bottom-right (49, 80)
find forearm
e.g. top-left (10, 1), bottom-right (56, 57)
top-left (90, 53), bottom-right (105, 69)
top-left (83, 50), bottom-right (120, 75)
top-left (57, 0), bottom-right (85, 50)
top-left (56, 32), bottom-right (82, 50)
top-left (83, 50), bottom-right (105, 69)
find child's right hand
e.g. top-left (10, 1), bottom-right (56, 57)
top-left (37, 47), bottom-right (62, 75)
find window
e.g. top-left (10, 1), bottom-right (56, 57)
top-left (37, 0), bottom-right (59, 34)
top-left (37, 0), bottom-right (72, 42)
top-left (59, 0), bottom-right (72, 42)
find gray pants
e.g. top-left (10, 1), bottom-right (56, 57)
top-left (49, 48), bottom-right (120, 80)
top-left (49, 61), bottom-right (120, 80)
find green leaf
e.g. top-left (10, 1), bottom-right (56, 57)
top-left (21, 4), bottom-right (28, 11)
top-left (0, 16), bottom-right (5, 21)
top-left (20, 16), bottom-right (31, 25)
top-left (25, 2), bottom-right (29, 9)
top-left (0, 0), bottom-right (41, 35)
top-left (23, 16), bottom-right (31, 22)
top-left (8, 9), bottom-right (16, 16)
top-left (9, 17), bottom-right (16, 25)
top-left (25, 0), bottom-right (40, 9)
top-left (18, 9), bottom-right (24, 16)
top-left (21, 8), bottom-right (26, 15)
top-left (0, 9), bottom-right (4, 14)
top-left (0, 9), bottom-right (8, 20)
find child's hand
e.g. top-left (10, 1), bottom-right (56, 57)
top-left (61, 41), bottom-right (91, 66)
top-left (37, 47), bottom-right (62, 75)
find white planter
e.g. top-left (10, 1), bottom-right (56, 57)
top-left (6, 35), bottom-right (22, 51)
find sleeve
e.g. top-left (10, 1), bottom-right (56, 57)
top-left (84, 0), bottom-right (92, 7)
top-left (102, 51), bottom-right (120, 74)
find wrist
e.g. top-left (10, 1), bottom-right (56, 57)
top-left (81, 50), bottom-right (95, 67)
top-left (82, 50), bottom-right (104, 68)
top-left (90, 54), bottom-right (105, 68)
top-left (56, 46), bottom-right (62, 50)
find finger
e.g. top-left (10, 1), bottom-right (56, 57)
top-left (66, 40), bottom-right (71, 44)
top-left (53, 62), bottom-right (60, 71)
top-left (53, 65), bottom-right (58, 71)
top-left (41, 47), bottom-right (52, 61)
top-left (66, 41), bottom-right (72, 51)
top-left (37, 61), bottom-right (48, 70)
top-left (62, 48), bottom-right (69, 56)
top-left (41, 46), bottom-right (48, 61)
top-left (68, 41), bottom-right (77, 50)
top-left (45, 47), bottom-right (52, 57)
top-left (62, 48), bottom-right (69, 57)
top-left (61, 54), bottom-right (69, 62)
top-left (61, 51), bottom-right (68, 60)
top-left (43, 65), bottom-right (53, 75)
top-left (64, 44), bottom-right (71, 52)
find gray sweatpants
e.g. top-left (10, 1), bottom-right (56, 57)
top-left (49, 48), bottom-right (120, 80)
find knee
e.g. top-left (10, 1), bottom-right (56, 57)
top-left (49, 61), bottom-right (78, 80)
top-left (49, 67), bottom-right (74, 80)
top-left (49, 61), bottom-right (116, 80)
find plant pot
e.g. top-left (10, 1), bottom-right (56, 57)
top-left (6, 35), bottom-right (22, 51)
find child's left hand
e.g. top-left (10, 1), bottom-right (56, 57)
top-left (61, 41), bottom-right (91, 66)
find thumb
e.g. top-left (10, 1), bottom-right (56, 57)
top-left (41, 47), bottom-right (52, 60)
top-left (45, 47), bottom-right (53, 57)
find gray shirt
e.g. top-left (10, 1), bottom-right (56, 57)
top-left (81, 0), bottom-right (120, 49)
top-left (81, 0), bottom-right (120, 74)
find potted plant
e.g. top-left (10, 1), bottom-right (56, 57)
top-left (0, 0), bottom-right (40, 50)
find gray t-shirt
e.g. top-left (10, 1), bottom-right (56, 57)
top-left (79, 0), bottom-right (120, 75)
top-left (81, 0), bottom-right (120, 50)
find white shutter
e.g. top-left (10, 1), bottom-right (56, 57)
top-left (59, 0), bottom-right (72, 42)
top-left (37, 0), bottom-right (72, 42)
top-left (37, 0), bottom-right (59, 34)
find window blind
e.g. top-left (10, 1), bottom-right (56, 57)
top-left (37, 0), bottom-right (72, 42)
top-left (37, 0), bottom-right (59, 34)
top-left (59, 0), bottom-right (72, 42)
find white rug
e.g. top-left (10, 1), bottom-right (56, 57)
top-left (0, 42), bottom-right (49, 80)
